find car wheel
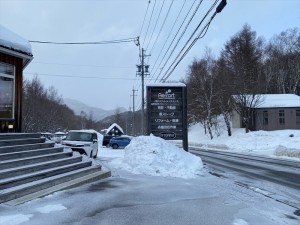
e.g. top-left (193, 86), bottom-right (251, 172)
top-left (93, 149), bottom-right (98, 159)
top-left (90, 151), bottom-right (93, 158)
top-left (112, 144), bottom-right (118, 149)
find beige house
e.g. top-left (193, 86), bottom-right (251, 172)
top-left (232, 94), bottom-right (300, 131)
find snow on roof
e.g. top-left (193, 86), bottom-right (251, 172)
top-left (232, 94), bottom-right (300, 108)
top-left (54, 131), bottom-right (66, 135)
top-left (106, 123), bottom-right (124, 134)
top-left (256, 94), bottom-right (300, 108)
top-left (68, 129), bottom-right (98, 134)
top-left (147, 82), bottom-right (186, 87)
top-left (0, 24), bottom-right (32, 55)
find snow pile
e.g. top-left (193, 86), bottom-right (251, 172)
top-left (188, 122), bottom-right (300, 159)
top-left (274, 145), bottom-right (300, 158)
top-left (115, 135), bottom-right (204, 179)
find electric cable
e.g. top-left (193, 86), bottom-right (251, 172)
top-left (147, 0), bottom-right (187, 83)
top-left (141, 0), bottom-right (157, 47)
top-left (153, 0), bottom-right (203, 82)
top-left (29, 37), bottom-right (138, 45)
top-left (161, 0), bottom-right (226, 82)
top-left (148, 0), bottom-right (174, 55)
top-left (145, 0), bottom-right (166, 50)
top-left (160, 0), bottom-right (218, 82)
top-left (139, 0), bottom-right (151, 37)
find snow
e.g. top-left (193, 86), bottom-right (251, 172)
top-left (106, 123), bottom-right (124, 135)
top-left (257, 94), bottom-right (300, 108)
top-left (0, 126), bottom-right (299, 224)
top-left (0, 214), bottom-right (33, 225)
top-left (188, 122), bottom-right (300, 160)
top-left (147, 82), bottom-right (186, 87)
top-left (0, 25), bottom-right (32, 55)
top-left (108, 135), bottom-right (203, 179)
top-left (232, 94), bottom-right (300, 108)
top-left (232, 219), bottom-right (249, 225)
top-left (36, 204), bottom-right (66, 213)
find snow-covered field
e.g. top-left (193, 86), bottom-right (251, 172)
top-left (188, 123), bottom-right (300, 160)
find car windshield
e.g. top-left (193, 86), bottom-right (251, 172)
top-left (66, 132), bottom-right (93, 142)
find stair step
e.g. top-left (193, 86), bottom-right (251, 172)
top-left (0, 165), bottom-right (103, 203)
top-left (5, 169), bottom-right (111, 205)
top-left (0, 137), bottom-right (46, 147)
top-left (0, 156), bottom-right (83, 179)
top-left (0, 142), bottom-right (55, 154)
top-left (0, 151), bottom-right (73, 170)
top-left (0, 161), bottom-right (92, 190)
top-left (0, 133), bottom-right (41, 140)
top-left (0, 147), bottom-right (64, 161)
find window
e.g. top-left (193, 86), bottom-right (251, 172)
top-left (296, 110), bottom-right (300, 125)
top-left (263, 111), bottom-right (268, 125)
top-left (0, 62), bottom-right (15, 119)
top-left (279, 110), bottom-right (285, 125)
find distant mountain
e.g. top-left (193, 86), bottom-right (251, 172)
top-left (63, 98), bottom-right (127, 121)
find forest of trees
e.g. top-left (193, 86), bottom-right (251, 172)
top-left (22, 76), bottom-right (133, 133)
top-left (22, 25), bottom-right (300, 137)
top-left (185, 24), bottom-right (300, 138)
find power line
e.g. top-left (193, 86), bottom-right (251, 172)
top-left (24, 72), bottom-right (152, 80)
top-left (154, 0), bottom-right (203, 82)
top-left (139, 0), bottom-right (151, 37)
top-left (145, 0), bottom-right (166, 50)
top-left (29, 37), bottom-right (138, 45)
top-left (148, 0), bottom-right (175, 54)
top-left (31, 61), bottom-right (133, 69)
top-left (147, 0), bottom-right (187, 82)
top-left (142, 0), bottom-right (157, 47)
top-left (161, 0), bottom-right (227, 82)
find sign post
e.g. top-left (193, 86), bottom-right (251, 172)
top-left (147, 83), bottom-right (188, 151)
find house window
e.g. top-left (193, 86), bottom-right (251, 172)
top-left (263, 111), bottom-right (268, 125)
top-left (279, 110), bottom-right (285, 125)
top-left (0, 62), bottom-right (15, 119)
top-left (296, 110), bottom-right (300, 125)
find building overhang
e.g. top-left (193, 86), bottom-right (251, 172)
top-left (0, 45), bottom-right (33, 69)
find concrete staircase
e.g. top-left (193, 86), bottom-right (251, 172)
top-left (0, 133), bottom-right (111, 205)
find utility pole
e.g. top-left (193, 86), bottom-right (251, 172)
top-left (136, 48), bottom-right (150, 135)
top-left (131, 87), bottom-right (137, 136)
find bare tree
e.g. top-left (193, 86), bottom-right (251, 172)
top-left (265, 27), bottom-right (300, 94)
top-left (221, 24), bottom-right (265, 133)
top-left (214, 57), bottom-right (233, 136)
top-left (186, 49), bottom-right (219, 139)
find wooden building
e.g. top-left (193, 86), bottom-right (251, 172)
top-left (232, 94), bottom-right (300, 131)
top-left (0, 25), bottom-right (33, 132)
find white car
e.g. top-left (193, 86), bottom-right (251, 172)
top-left (62, 130), bottom-right (98, 158)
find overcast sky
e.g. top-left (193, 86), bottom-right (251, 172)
top-left (1, 0), bottom-right (299, 111)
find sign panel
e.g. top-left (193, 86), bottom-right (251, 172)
top-left (147, 84), bottom-right (188, 151)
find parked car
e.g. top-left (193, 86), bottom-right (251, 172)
top-left (102, 135), bottom-right (115, 147)
top-left (62, 130), bottom-right (98, 158)
top-left (109, 136), bottom-right (131, 149)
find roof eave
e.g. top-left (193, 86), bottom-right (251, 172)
top-left (0, 46), bottom-right (33, 69)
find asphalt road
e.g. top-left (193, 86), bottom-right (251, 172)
top-left (189, 147), bottom-right (300, 209)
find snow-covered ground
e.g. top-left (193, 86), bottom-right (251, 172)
top-left (0, 125), bottom-right (299, 225)
top-left (188, 122), bottom-right (300, 160)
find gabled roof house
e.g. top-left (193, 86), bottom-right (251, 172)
top-left (232, 94), bottom-right (300, 131)
top-left (0, 25), bottom-right (33, 132)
